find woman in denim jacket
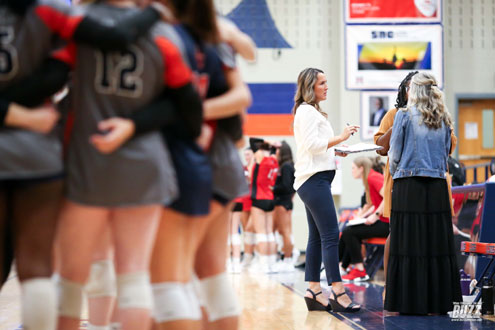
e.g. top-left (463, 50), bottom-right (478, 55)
top-left (385, 73), bottom-right (462, 315)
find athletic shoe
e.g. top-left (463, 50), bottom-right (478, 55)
top-left (342, 268), bottom-right (370, 282)
top-left (232, 258), bottom-right (241, 274)
top-left (241, 253), bottom-right (254, 270)
top-left (283, 259), bottom-right (296, 272)
top-left (226, 258), bottom-right (233, 273)
top-left (292, 248), bottom-right (301, 265)
top-left (275, 259), bottom-right (295, 273)
top-left (320, 268), bottom-right (326, 281)
top-left (340, 266), bottom-right (350, 276)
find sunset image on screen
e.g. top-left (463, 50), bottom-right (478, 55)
top-left (357, 42), bottom-right (432, 70)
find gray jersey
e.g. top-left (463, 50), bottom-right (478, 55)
top-left (63, 3), bottom-right (190, 206)
top-left (208, 41), bottom-right (246, 200)
top-left (209, 131), bottom-right (249, 201)
top-left (0, 0), bottom-right (70, 179)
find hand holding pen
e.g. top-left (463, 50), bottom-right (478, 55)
top-left (342, 123), bottom-right (359, 140)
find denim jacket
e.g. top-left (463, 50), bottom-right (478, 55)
top-left (389, 106), bottom-right (451, 180)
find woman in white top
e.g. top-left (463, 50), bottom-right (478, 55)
top-left (293, 68), bottom-right (360, 313)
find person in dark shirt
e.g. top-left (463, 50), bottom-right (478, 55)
top-left (273, 141), bottom-right (297, 271)
top-left (369, 97), bottom-right (387, 127)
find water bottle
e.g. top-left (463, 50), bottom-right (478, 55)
top-left (481, 277), bottom-right (494, 315)
top-left (459, 269), bottom-right (471, 296)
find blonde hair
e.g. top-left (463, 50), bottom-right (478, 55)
top-left (407, 72), bottom-right (452, 129)
top-left (292, 68), bottom-right (327, 118)
top-left (353, 157), bottom-right (372, 205)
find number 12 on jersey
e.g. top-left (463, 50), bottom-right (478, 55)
top-left (94, 46), bottom-right (144, 98)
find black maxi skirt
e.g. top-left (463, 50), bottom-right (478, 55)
top-left (384, 176), bottom-right (462, 315)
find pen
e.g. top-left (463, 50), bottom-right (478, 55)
top-left (347, 123), bottom-right (354, 136)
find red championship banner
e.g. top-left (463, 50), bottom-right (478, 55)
top-left (345, 0), bottom-right (441, 23)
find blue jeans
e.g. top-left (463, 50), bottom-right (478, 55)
top-left (297, 170), bottom-right (341, 284)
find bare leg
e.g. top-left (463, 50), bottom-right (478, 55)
top-left (383, 234), bottom-right (390, 301)
top-left (151, 208), bottom-right (203, 330)
top-left (56, 200), bottom-right (109, 330)
top-left (111, 205), bottom-right (161, 330)
top-left (251, 207), bottom-right (270, 256)
top-left (0, 188), bottom-right (13, 288)
top-left (13, 180), bottom-right (63, 330)
top-left (241, 211), bottom-right (255, 258)
top-left (87, 224), bottom-right (115, 328)
top-left (195, 201), bottom-right (238, 330)
top-left (274, 206), bottom-right (293, 258)
top-left (229, 212), bottom-right (242, 260)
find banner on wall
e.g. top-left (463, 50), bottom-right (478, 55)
top-left (346, 25), bottom-right (443, 90)
top-left (345, 0), bottom-right (442, 24)
top-left (360, 91), bottom-right (397, 140)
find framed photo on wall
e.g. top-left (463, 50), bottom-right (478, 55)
top-left (361, 91), bottom-right (397, 140)
top-left (345, 0), bottom-right (442, 24)
top-left (345, 24), bottom-right (443, 90)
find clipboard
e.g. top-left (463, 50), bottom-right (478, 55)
top-left (335, 143), bottom-right (383, 154)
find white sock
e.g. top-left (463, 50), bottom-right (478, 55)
top-left (110, 323), bottom-right (121, 330)
top-left (88, 325), bottom-right (111, 330)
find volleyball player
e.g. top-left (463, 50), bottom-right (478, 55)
top-left (272, 141), bottom-right (297, 272)
top-left (249, 139), bottom-right (279, 273)
top-left (228, 151), bottom-right (254, 274)
top-left (90, 1), bottom-right (254, 329)
top-left (0, 1), bottom-right (174, 329)
top-left (229, 199), bottom-right (244, 274)
top-left (92, 8), bottom-right (253, 330)
top-left (239, 148), bottom-right (256, 269)
top-left (25, 2), bottom-right (202, 329)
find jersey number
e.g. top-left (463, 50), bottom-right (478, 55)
top-left (0, 26), bottom-right (18, 80)
top-left (95, 46), bottom-right (144, 97)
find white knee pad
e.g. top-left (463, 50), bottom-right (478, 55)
top-left (244, 232), bottom-right (255, 245)
top-left (88, 325), bottom-right (111, 330)
top-left (191, 273), bottom-right (206, 308)
top-left (116, 272), bottom-right (152, 309)
top-left (22, 278), bottom-right (57, 330)
top-left (57, 277), bottom-right (84, 319)
top-left (267, 233), bottom-right (275, 243)
top-left (199, 273), bottom-right (240, 322)
top-left (230, 234), bottom-right (241, 246)
top-left (255, 233), bottom-right (268, 244)
top-left (85, 260), bottom-right (117, 298)
top-left (152, 282), bottom-right (201, 322)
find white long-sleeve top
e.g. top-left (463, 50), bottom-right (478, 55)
top-left (293, 103), bottom-right (337, 190)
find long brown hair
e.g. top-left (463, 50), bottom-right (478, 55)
top-left (292, 68), bottom-right (326, 118)
top-left (277, 141), bottom-right (293, 167)
top-left (353, 157), bottom-right (372, 205)
top-left (170, 0), bottom-right (219, 43)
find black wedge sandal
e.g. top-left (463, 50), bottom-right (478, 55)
top-left (304, 289), bottom-right (332, 312)
top-left (329, 289), bottom-right (361, 313)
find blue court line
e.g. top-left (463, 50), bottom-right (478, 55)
top-left (281, 280), bottom-right (366, 330)
top-left (276, 270), bottom-right (495, 330)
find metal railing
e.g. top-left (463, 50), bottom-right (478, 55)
top-left (462, 159), bottom-right (495, 184)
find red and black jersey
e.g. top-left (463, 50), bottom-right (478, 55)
top-left (368, 169), bottom-right (388, 223)
top-left (251, 156), bottom-right (278, 200)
